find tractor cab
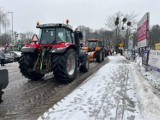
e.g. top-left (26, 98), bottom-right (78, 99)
top-left (36, 23), bottom-right (74, 44)
top-left (19, 21), bottom-right (88, 83)
top-left (87, 39), bottom-right (103, 51)
top-left (35, 22), bottom-right (83, 56)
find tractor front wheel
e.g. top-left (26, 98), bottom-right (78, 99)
top-left (96, 51), bottom-right (103, 63)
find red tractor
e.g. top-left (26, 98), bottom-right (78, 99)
top-left (18, 22), bottom-right (89, 83)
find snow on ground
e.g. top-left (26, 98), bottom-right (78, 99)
top-left (130, 57), bottom-right (160, 120)
top-left (39, 55), bottom-right (157, 120)
top-left (135, 57), bottom-right (160, 97)
top-left (0, 62), bottom-right (19, 73)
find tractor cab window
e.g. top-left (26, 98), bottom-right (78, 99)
top-left (66, 30), bottom-right (72, 43)
top-left (39, 27), bottom-right (70, 44)
top-left (40, 28), bottom-right (56, 44)
top-left (56, 28), bottom-right (66, 43)
top-left (89, 42), bottom-right (97, 48)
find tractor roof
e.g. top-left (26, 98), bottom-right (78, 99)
top-left (36, 23), bottom-right (73, 31)
top-left (87, 38), bottom-right (100, 42)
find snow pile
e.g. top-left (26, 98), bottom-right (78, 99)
top-left (131, 63), bottom-right (160, 120)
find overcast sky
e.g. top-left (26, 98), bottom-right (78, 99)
top-left (0, 0), bottom-right (159, 34)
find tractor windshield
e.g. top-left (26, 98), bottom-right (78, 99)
top-left (88, 42), bottom-right (97, 49)
top-left (40, 28), bottom-right (56, 44)
top-left (39, 28), bottom-right (67, 44)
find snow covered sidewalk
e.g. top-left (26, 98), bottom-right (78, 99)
top-left (38, 55), bottom-right (160, 120)
top-left (131, 63), bottom-right (160, 120)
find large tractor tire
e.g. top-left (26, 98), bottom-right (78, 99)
top-left (79, 55), bottom-right (89, 72)
top-left (102, 50), bottom-right (105, 61)
top-left (52, 49), bottom-right (78, 83)
top-left (96, 51), bottom-right (103, 63)
top-left (19, 53), bottom-right (44, 80)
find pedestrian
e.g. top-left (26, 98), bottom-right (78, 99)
top-left (0, 48), bottom-right (5, 66)
top-left (132, 49), bottom-right (136, 62)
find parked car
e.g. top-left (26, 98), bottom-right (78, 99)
top-left (4, 52), bottom-right (15, 63)
top-left (6, 51), bottom-right (22, 61)
top-left (0, 52), bottom-right (14, 64)
top-left (0, 51), bottom-right (22, 64)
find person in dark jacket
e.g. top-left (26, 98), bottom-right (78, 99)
top-left (0, 48), bottom-right (5, 66)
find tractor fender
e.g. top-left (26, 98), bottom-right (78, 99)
top-left (50, 47), bottom-right (67, 54)
top-left (95, 46), bottom-right (101, 51)
top-left (21, 47), bottom-right (38, 54)
top-left (0, 69), bottom-right (8, 90)
top-left (51, 45), bottom-right (76, 54)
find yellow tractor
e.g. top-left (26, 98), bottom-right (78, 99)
top-left (82, 38), bottom-right (105, 63)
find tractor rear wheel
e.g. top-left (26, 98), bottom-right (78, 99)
top-left (52, 49), bottom-right (78, 83)
top-left (19, 53), bottom-right (44, 80)
top-left (102, 50), bottom-right (105, 61)
top-left (96, 51), bottom-right (103, 63)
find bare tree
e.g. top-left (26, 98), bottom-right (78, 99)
top-left (0, 33), bottom-right (12, 45)
top-left (19, 32), bottom-right (34, 44)
top-left (105, 11), bottom-right (138, 50)
top-left (78, 25), bottom-right (114, 48)
top-left (106, 11), bottom-right (138, 31)
top-left (149, 25), bottom-right (160, 49)
top-left (92, 28), bottom-right (114, 48)
top-left (78, 25), bottom-right (93, 43)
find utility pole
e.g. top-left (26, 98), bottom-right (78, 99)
top-left (8, 12), bottom-right (13, 37)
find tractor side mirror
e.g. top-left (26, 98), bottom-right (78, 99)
top-left (78, 32), bottom-right (83, 40)
top-left (74, 31), bottom-right (83, 40)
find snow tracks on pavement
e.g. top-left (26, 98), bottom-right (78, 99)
top-left (38, 56), bottom-right (142, 120)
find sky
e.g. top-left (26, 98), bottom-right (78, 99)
top-left (38, 55), bottom-right (160, 120)
top-left (0, 0), bottom-right (160, 34)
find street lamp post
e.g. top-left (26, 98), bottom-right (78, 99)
top-left (8, 12), bottom-right (13, 37)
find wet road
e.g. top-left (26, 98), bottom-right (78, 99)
top-left (0, 58), bottom-right (108, 120)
